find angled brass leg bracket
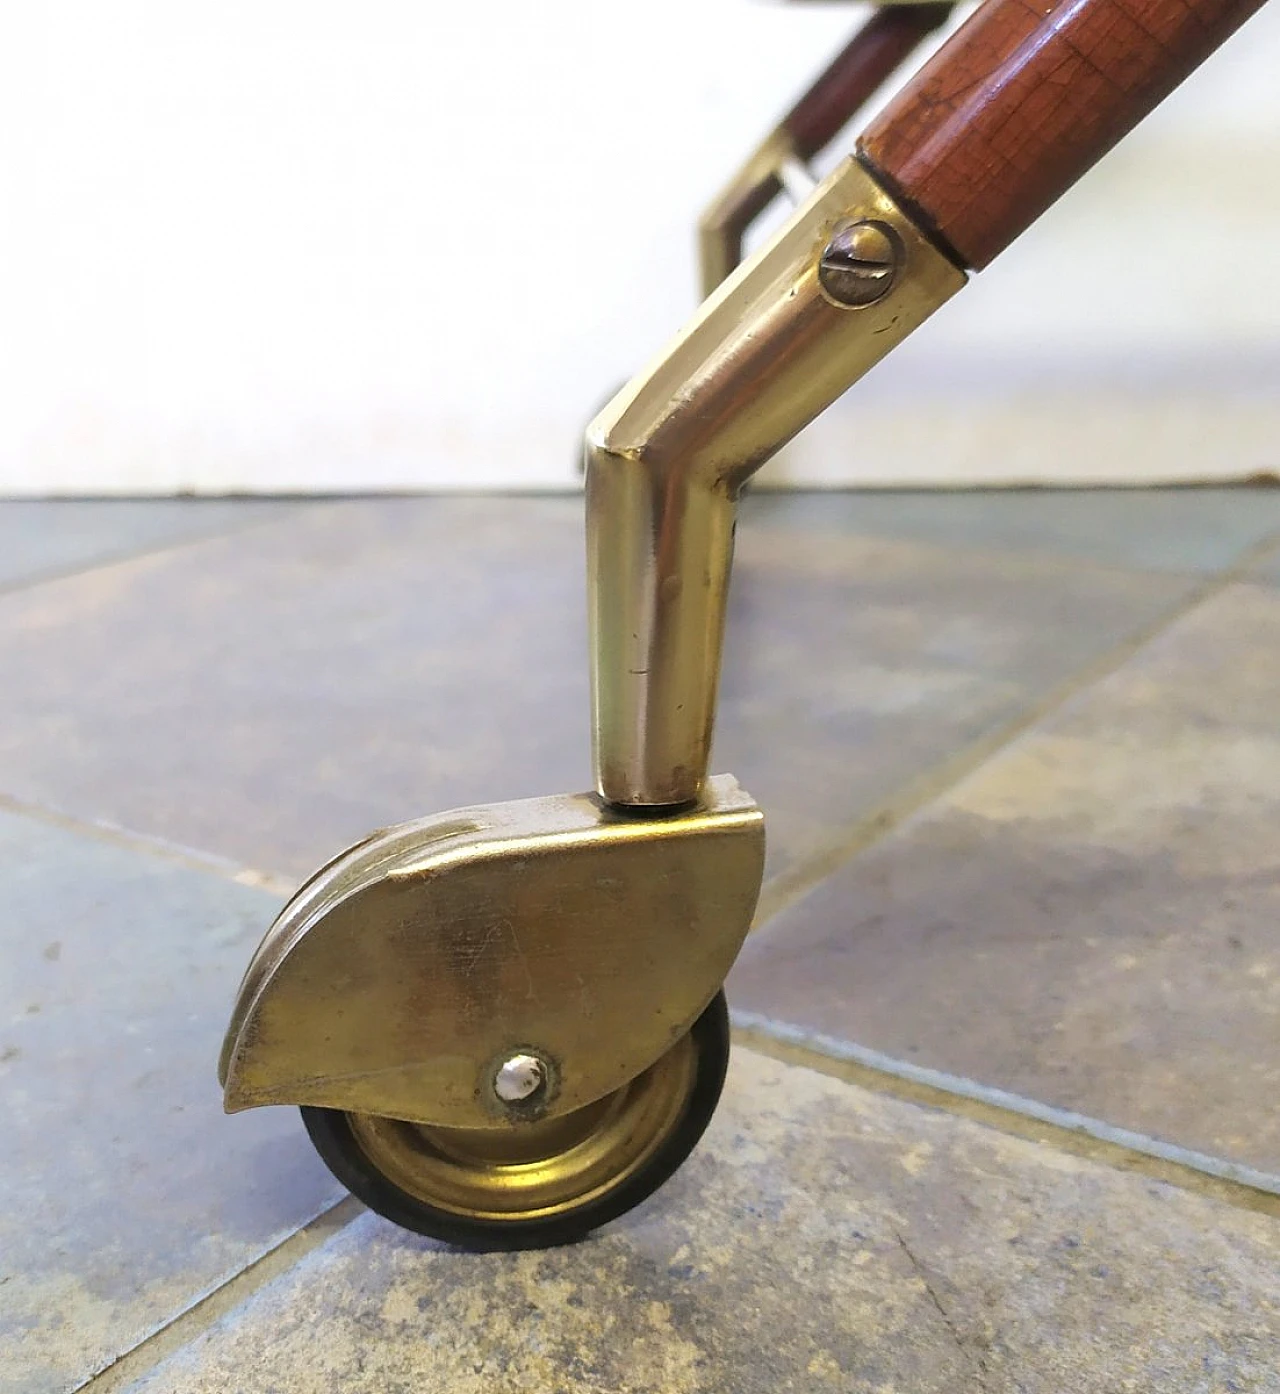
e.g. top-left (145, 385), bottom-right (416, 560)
top-left (588, 156), bottom-right (966, 809)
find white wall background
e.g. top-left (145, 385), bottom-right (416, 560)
top-left (1, 0), bottom-right (1278, 496)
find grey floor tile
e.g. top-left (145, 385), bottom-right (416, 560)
top-left (731, 581), bottom-right (1280, 1176)
top-left (0, 811), bottom-right (342, 1394)
top-left (122, 1049), bottom-right (1280, 1394)
top-left (719, 522), bottom-right (1192, 874)
top-left (0, 497), bottom-right (1193, 886)
top-left (0, 496), bottom-right (592, 881)
top-left (0, 498), bottom-right (302, 591)
top-left (744, 486), bottom-right (1280, 575)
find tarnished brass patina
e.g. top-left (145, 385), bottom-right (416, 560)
top-left (587, 157), bottom-right (966, 808)
top-left (220, 776), bottom-right (763, 1130)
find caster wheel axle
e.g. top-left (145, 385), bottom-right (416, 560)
top-left (301, 993), bottom-right (730, 1249)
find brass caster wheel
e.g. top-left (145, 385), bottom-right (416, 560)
top-left (301, 992), bottom-right (730, 1250)
top-left (221, 786), bottom-right (762, 1248)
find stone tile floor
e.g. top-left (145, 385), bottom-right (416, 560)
top-left (2, 488), bottom-right (1279, 1393)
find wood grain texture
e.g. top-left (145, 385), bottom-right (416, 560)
top-left (783, 3), bottom-right (954, 158)
top-left (699, 6), bottom-right (954, 293)
top-left (857, 0), bottom-right (1268, 268)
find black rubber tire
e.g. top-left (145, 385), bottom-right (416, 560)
top-left (301, 991), bottom-right (731, 1250)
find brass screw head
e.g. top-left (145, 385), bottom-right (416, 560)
top-left (817, 219), bottom-right (902, 308)
top-left (494, 1052), bottom-right (548, 1104)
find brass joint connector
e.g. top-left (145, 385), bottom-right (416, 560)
top-left (587, 158), bottom-right (967, 808)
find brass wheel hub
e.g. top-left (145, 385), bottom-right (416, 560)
top-left (346, 1031), bottom-right (697, 1222)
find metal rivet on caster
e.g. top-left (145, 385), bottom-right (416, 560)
top-left (493, 1052), bottom-right (549, 1104)
top-left (817, 219), bottom-right (902, 308)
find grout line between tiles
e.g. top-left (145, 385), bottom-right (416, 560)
top-left (0, 502), bottom-right (338, 605)
top-left (733, 1014), bottom-right (1280, 1222)
top-left (0, 790), bottom-right (296, 898)
top-left (751, 527), bottom-right (1280, 930)
top-left (73, 1196), bottom-right (366, 1394)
